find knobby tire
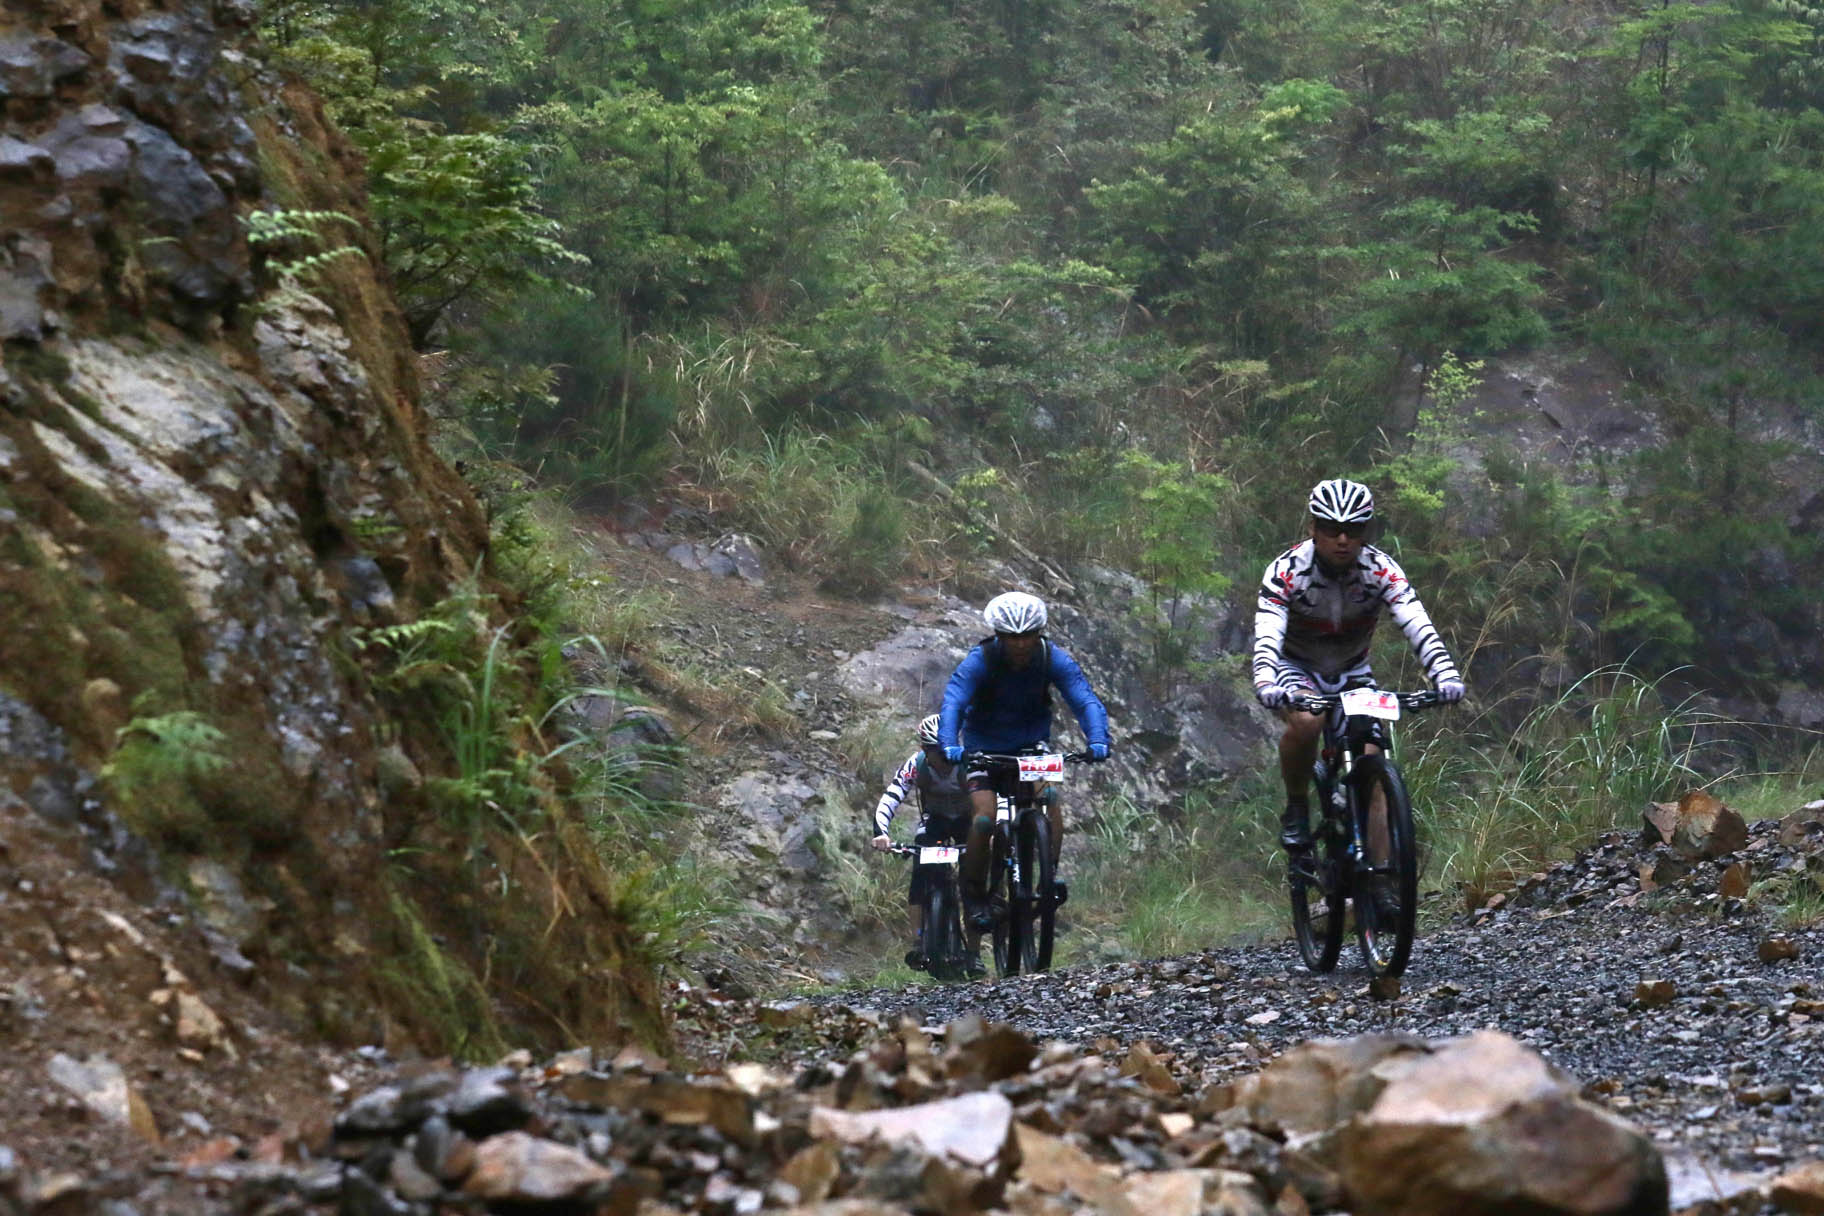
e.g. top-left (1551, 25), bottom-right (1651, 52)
top-left (1290, 778), bottom-right (1347, 973)
top-left (923, 877), bottom-right (958, 980)
top-left (1009, 809), bottom-right (1056, 974)
top-left (1030, 811), bottom-right (1056, 972)
top-left (989, 825), bottom-right (1017, 977)
top-left (1352, 755), bottom-right (1418, 977)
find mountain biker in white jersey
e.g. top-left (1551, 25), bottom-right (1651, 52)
top-left (869, 714), bottom-right (980, 973)
top-left (1253, 479), bottom-right (1466, 854)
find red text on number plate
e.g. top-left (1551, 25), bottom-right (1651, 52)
top-left (1017, 754), bottom-right (1067, 782)
top-left (1339, 688), bottom-right (1402, 720)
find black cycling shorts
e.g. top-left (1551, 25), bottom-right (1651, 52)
top-left (965, 766), bottom-right (1061, 806)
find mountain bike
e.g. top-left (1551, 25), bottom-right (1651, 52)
top-left (965, 750), bottom-right (1089, 976)
top-left (889, 837), bottom-right (978, 981)
top-left (1286, 689), bottom-right (1440, 978)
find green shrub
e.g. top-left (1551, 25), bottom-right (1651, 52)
top-left (100, 709), bottom-right (229, 847)
top-left (811, 779), bottom-right (906, 936)
top-left (448, 290), bottom-right (677, 494)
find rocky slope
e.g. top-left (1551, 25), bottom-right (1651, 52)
top-left (1, 0), bottom-right (661, 1062)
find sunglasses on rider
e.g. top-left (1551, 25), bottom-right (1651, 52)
top-left (1314, 520), bottom-right (1370, 539)
top-left (996, 629), bottom-right (1043, 641)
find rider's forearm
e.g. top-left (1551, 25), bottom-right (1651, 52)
top-left (873, 795), bottom-right (899, 836)
top-left (1252, 601), bottom-right (1289, 689)
top-left (1388, 594), bottom-right (1459, 684)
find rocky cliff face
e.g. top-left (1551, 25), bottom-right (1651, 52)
top-left (1, 0), bottom-right (658, 1050)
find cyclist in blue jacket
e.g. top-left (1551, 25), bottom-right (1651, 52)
top-left (937, 591), bottom-right (1112, 929)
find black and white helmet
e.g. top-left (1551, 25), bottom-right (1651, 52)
top-left (1308, 478), bottom-right (1374, 524)
top-left (983, 591), bottom-right (1047, 635)
top-left (917, 713), bottom-right (942, 746)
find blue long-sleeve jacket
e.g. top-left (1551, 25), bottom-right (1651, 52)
top-left (937, 638), bottom-right (1110, 754)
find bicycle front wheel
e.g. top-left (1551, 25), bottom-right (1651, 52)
top-left (1031, 812), bottom-right (1056, 971)
top-left (988, 828), bottom-right (1017, 978)
top-left (1010, 810), bottom-right (1056, 973)
top-left (1289, 796), bottom-right (1347, 973)
top-left (1352, 755), bottom-right (1418, 977)
top-left (923, 876), bottom-right (959, 980)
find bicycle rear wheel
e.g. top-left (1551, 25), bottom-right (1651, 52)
top-left (1289, 785), bottom-right (1347, 973)
top-left (1352, 755), bottom-right (1418, 977)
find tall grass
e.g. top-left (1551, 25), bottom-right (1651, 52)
top-left (1063, 782), bottom-right (1286, 963)
top-left (695, 430), bottom-right (942, 595)
top-left (811, 781), bottom-right (907, 935)
top-left (1403, 667), bottom-right (1712, 906)
top-left (1708, 748), bottom-right (1824, 822)
top-left (836, 714), bottom-right (907, 786)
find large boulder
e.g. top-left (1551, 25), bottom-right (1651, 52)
top-left (1336, 1031), bottom-right (1667, 1216)
top-left (836, 619), bottom-right (973, 717)
top-left (711, 769), bottom-right (825, 874)
top-left (1227, 1033), bottom-right (1428, 1136)
top-left (1642, 790), bottom-right (1748, 859)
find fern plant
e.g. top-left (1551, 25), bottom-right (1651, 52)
top-left (101, 710), bottom-right (230, 819)
top-left (244, 207), bottom-right (366, 293)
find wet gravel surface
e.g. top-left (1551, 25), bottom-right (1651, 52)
top-left (838, 825), bottom-right (1824, 1175)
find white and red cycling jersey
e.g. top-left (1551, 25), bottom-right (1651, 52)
top-left (1252, 541), bottom-right (1459, 693)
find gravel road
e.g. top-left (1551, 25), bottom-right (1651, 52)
top-left (840, 823), bottom-right (1824, 1178)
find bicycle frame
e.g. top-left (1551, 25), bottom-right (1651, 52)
top-left (1294, 689), bottom-right (1436, 850)
top-left (962, 749), bottom-right (1089, 975)
top-left (1287, 688), bottom-right (1440, 976)
top-left (965, 749), bottom-right (1080, 886)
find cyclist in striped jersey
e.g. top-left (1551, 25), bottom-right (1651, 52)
top-left (1253, 479), bottom-right (1466, 853)
top-left (870, 714), bottom-right (979, 973)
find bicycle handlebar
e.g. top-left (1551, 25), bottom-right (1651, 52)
top-left (960, 750), bottom-right (1097, 766)
top-left (1288, 690), bottom-right (1444, 713)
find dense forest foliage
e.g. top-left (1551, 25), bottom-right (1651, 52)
top-left (258, 0), bottom-right (1824, 708)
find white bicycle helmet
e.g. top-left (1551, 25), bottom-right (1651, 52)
top-left (983, 591), bottom-right (1048, 635)
top-left (1308, 478), bottom-right (1374, 524)
top-left (916, 713), bottom-right (942, 746)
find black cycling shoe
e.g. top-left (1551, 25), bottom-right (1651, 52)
top-left (1050, 879), bottom-right (1069, 908)
top-left (1280, 799), bottom-right (1313, 852)
top-left (904, 948), bottom-right (925, 972)
top-left (1367, 876), bottom-right (1401, 924)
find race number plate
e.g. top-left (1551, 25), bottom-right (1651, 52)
top-left (918, 846), bottom-right (962, 865)
top-left (1340, 688), bottom-right (1402, 721)
top-left (1018, 753), bottom-right (1067, 783)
